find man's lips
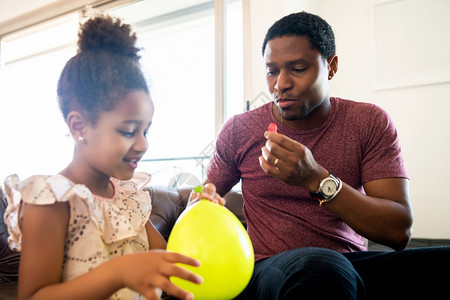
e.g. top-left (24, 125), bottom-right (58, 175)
top-left (276, 98), bottom-right (296, 109)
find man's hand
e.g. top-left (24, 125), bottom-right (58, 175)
top-left (259, 130), bottom-right (328, 191)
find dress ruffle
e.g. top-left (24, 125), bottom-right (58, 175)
top-left (3, 174), bottom-right (23, 251)
top-left (3, 172), bottom-right (152, 251)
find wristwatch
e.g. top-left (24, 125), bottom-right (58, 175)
top-left (309, 173), bottom-right (342, 206)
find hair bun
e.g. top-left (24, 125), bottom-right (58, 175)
top-left (77, 14), bottom-right (140, 59)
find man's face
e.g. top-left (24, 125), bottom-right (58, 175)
top-left (264, 35), bottom-right (331, 122)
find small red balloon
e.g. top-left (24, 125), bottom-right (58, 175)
top-left (268, 123), bottom-right (277, 132)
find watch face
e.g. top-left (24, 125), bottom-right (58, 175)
top-left (322, 179), bottom-right (338, 197)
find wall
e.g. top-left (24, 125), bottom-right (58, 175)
top-left (245, 0), bottom-right (450, 239)
top-left (242, 0), bottom-right (284, 103)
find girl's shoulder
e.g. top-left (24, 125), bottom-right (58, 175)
top-left (4, 171), bottom-right (151, 205)
top-left (4, 174), bottom-right (90, 206)
top-left (3, 171), bottom-right (153, 251)
top-left (3, 174), bottom-right (80, 251)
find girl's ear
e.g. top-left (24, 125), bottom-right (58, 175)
top-left (66, 111), bottom-right (88, 143)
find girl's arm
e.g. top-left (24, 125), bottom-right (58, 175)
top-left (18, 203), bottom-right (202, 300)
top-left (18, 202), bottom-right (70, 300)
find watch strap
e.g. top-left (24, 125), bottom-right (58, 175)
top-left (309, 173), bottom-right (342, 206)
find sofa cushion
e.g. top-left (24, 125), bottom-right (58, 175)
top-left (146, 185), bottom-right (189, 241)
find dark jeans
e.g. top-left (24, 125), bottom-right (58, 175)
top-left (236, 246), bottom-right (450, 300)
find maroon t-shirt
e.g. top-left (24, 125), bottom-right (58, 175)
top-left (207, 97), bottom-right (408, 261)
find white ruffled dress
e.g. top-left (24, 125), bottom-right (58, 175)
top-left (3, 171), bottom-right (153, 300)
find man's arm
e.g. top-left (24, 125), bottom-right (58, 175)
top-left (260, 131), bottom-right (413, 251)
top-left (321, 178), bottom-right (412, 250)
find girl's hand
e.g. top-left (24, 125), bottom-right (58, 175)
top-left (187, 183), bottom-right (225, 207)
top-left (114, 250), bottom-right (202, 300)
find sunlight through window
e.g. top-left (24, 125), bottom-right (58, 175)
top-left (0, 0), bottom-right (243, 188)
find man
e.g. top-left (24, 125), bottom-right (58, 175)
top-left (206, 11), bottom-right (449, 299)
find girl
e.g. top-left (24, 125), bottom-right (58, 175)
top-left (4, 14), bottom-right (221, 300)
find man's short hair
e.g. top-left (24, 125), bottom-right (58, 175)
top-left (262, 11), bottom-right (336, 59)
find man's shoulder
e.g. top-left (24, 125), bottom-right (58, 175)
top-left (334, 97), bottom-right (384, 110)
top-left (239, 102), bottom-right (271, 118)
top-left (225, 102), bottom-right (271, 127)
top-left (333, 97), bottom-right (387, 118)
top-left (217, 103), bottom-right (272, 144)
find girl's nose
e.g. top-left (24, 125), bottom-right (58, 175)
top-left (134, 133), bottom-right (148, 153)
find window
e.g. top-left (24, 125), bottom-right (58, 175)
top-left (0, 14), bottom-right (78, 180)
top-left (0, 0), bottom-right (243, 187)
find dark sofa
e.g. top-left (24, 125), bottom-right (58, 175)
top-left (0, 184), bottom-right (245, 300)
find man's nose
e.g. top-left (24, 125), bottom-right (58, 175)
top-left (275, 70), bottom-right (293, 93)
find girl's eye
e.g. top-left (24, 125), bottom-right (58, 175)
top-left (119, 130), bottom-right (135, 138)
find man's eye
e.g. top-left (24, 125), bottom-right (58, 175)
top-left (292, 68), bottom-right (306, 73)
top-left (267, 69), bottom-right (279, 76)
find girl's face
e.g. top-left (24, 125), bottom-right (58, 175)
top-left (81, 90), bottom-right (154, 181)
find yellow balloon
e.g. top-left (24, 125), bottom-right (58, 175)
top-left (167, 200), bottom-right (254, 299)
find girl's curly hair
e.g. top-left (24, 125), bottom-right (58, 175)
top-left (57, 14), bottom-right (149, 124)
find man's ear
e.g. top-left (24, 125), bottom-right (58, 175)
top-left (66, 111), bottom-right (88, 143)
top-left (327, 54), bottom-right (338, 79)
